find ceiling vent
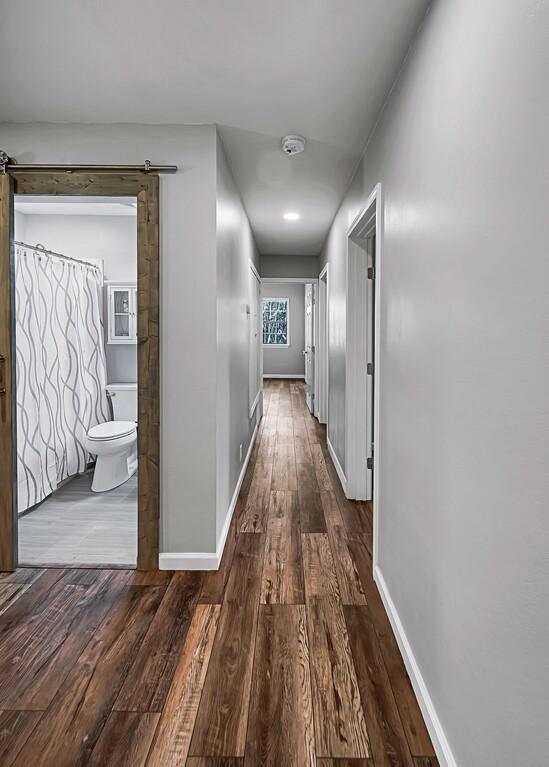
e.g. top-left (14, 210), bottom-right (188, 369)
top-left (281, 135), bottom-right (306, 156)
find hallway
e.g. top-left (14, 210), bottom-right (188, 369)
top-left (0, 2), bottom-right (547, 764)
top-left (0, 380), bottom-right (435, 767)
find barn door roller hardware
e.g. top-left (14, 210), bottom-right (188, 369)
top-left (0, 150), bottom-right (177, 174)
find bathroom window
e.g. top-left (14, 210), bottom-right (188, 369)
top-left (262, 297), bottom-right (290, 346)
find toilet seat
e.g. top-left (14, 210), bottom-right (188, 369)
top-left (88, 420), bottom-right (136, 442)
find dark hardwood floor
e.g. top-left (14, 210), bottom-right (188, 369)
top-left (0, 380), bottom-right (438, 766)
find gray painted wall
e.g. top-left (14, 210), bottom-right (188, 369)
top-left (320, 2), bottom-right (549, 766)
top-left (20, 213), bottom-right (137, 384)
top-left (215, 133), bottom-right (261, 542)
top-left (1, 122), bottom-right (218, 555)
top-left (263, 282), bottom-right (305, 377)
top-left (260, 253), bottom-right (319, 278)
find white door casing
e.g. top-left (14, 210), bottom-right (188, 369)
top-left (249, 262), bottom-right (261, 417)
top-left (304, 283), bottom-right (315, 412)
top-left (317, 265), bottom-right (328, 424)
top-left (261, 277), bottom-right (319, 404)
top-left (345, 183), bottom-right (382, 507)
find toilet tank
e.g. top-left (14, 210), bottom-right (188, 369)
top-left (106, 383), bottom-right (137, 422)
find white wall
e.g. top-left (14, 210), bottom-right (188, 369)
top-left (263, 282), bottom-right (305, 377)
top-left (215, 132), bottom-right (261, 544)
top-left (14, 210), bottom-right (26, 240)
top-left (21, 213), bottom-right (136, 281)
top-left (20, 213), bottom-right (137, 384)
top-left (260, 253), bottom-right (319, 278)
top-left (320, 2), bottom-right (549, 766)
top-left (0, 123), bottom-right (218, 555)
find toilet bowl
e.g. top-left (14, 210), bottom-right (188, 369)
top-left (86, 421), bottom-right (137, 492)
top-left (86, 383), bottom-right (138, 492)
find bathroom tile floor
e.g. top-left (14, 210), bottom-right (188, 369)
top-left (18, 472), bottom-right (137, 566)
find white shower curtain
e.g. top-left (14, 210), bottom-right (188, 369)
top-left (15, 244), bottom-right (110, 513)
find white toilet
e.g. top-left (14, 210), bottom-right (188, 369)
top-left (86, 383), bottom-right (138, 492)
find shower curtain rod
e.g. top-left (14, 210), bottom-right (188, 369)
top-left (0, 152), bottom-right (177, 174)
top-left (15, 241), bottom-right (101, 271)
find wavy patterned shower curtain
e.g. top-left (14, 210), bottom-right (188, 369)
top-left (15, 244), bottom-right (110, 513)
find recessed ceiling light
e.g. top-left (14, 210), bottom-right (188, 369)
top-left (283, 211), bottom-right (300, 221)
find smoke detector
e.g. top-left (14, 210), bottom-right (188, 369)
top-left (281, 135), bottom-right (306, 156)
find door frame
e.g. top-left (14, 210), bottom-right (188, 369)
top-left (317, 264), bottom-right (329, 424)
top-left (260, 278), bottom-right (319, 393)
top-left (345, 182), bottom-right (383, 563)
top-left (304, 282), bottom-right (315, 413)
top-left (249, 260), bottom-right (262, 418)
top-left (0, 171), bottom-right (160, 571)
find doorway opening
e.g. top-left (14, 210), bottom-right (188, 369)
top-left (345, 183), bottom-right (382, 512)
top-left (14, 196), bottom-right (138, 566)
top-left (0, 172), bottom-right (160, 571)
top-left (260, 277), bottom-right (318, 414)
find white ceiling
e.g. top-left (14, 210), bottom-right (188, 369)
top-left (0, 0), bottom-right (430, 255)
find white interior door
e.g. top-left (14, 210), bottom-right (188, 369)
top-left (304, 283), bottom-right (315, 412)
top-left (249, 265), bottom-right (261, 416)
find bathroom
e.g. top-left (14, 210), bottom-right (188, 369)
top-left (14, 196), bottom-right (138, 566)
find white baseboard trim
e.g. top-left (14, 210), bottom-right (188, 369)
top-left (327, 436), bottom-right (347, 493)
top-left (263, 374), bottom-right (304, 379)
top-left (374, 565), bottom-right (457, 767)
top-left (214, 420), bottom-right (259, 565)
top-left (159, 421), bottom-right (259, 571)
top-left (159, 551), bottom-right (218, 570)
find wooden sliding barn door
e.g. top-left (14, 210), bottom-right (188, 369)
top-left (0, 173), bottom-right (16, 570)
top-left (136, 179), bottom-right (160, 570)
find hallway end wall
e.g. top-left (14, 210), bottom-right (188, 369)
top-left (260, 253), bottom-right (319, 278)
top-left (320, 1), bottom-right (549, 766)
top-left (262, 281), bottom-right (305, 378)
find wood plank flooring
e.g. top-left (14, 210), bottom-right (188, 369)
top-left (0, 380), bottom-right (437, 766)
